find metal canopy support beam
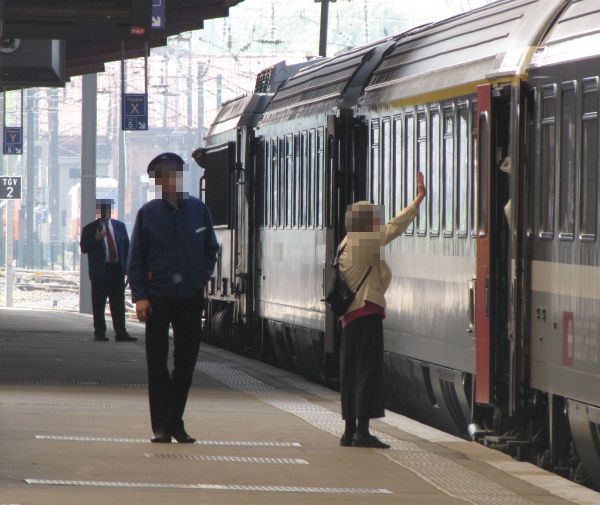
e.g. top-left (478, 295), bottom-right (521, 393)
top-left (79, 73), bottom-right (97, 315)
top-left (315, 0), bottom-right (336, 57)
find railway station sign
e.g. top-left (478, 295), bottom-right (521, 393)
top-left (0, 176), bottom-right (22, 200)
top-left (153, 0), bottom-right (166, 29)
top-left (3, 127), bottom-right (23, 155)
top-left (122, 93), bottom-right (148, 131)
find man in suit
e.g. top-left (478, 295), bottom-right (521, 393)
top-left (80, 198), bottom-right (137, 342)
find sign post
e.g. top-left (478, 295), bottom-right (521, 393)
top-left (1, 175), bottom-right (22, 307)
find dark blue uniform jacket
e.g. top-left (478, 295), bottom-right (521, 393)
top-left (80, 218), bottom-right (129, 280)
top-left (127, 197), bottom-right (219, 302)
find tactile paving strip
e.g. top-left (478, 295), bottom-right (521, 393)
top-left (35, 435), bottom-right (301, 447)
top-left (196, 361), bottom-right (539, 505)
top-left (25, 479), bottom-right (391, 494)
top-left (145, 453), bottom-right (309, 465)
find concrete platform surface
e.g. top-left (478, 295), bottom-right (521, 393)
top-left (1, 307), bottom-right (599, 505)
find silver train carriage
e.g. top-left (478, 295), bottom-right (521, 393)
top-left (195, 0), bottom-right (600, 488)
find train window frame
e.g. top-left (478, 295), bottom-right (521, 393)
top-left (393, 115), bottom-right (403, 217)
top-left (429, 107), bottom-right (441, 236)
top-left (301, 130), bottom-right (309, 230)
top-left (477, 109), bottom-right (489, 237)
top-left (279, 137), bottom-right (286, 229)
top-left (370, 118), bottom-right (382, 205)
top-left (442, 104), bottom-right (455, 237)
top-left (382, 117), bottom-right (392, 221)
top-left (294, 133), bottom-right (302, 229)
top-left (470, 102), bottom-right (478, 238)
top-left (264, 139), bottom-right (271, 228)
top-left (579, 76), bottom-right (598, 242)
top-left (309, 128), bottom-right (317, 229)
top-left (286, 133), bottom-right (294, 229)
top-left (317, 127), bottom-right (325, 229)
top-left (558, 80), bottom-right (577, 241)
top-left (457, 101), bottom-right (469, 238)
top-left (536, 83), bottom-right (557, 240)
top-left (404, 111), bottom-right (415, 236)
top-left (272, 138), bottom-right (280, 228)
top-left (417, 110), bottom-right (428, 236)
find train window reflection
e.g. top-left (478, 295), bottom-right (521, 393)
top-left (559, 82), bottom-right (576, 240)
top-left (478, 111), bottom-right (488, 236)
top-left (272, 139), bottom-right (279, 228)
top-left (301, 131), bottom-right (309, 228)
top-left (382, 118), bottom-right (392, 220)
top-left (417, 112), bottom-right (427, 235)
top-left (310, 129), bottom-right (316, 228)
top-left (580, 77), bottom-right (598, 240)
top-left (264, 140), bottom-right (271, 227)
top-left (538, 84), bottom-right (556, 239)
top-left (429, 109), bottom-right (440, 235)
top-left (404, 113), bottom-right (415, 235)
top-left (286, 134), bottom-right (293, 228)
top-left (443, 107), bottom-right (454, 236)
top-left (370, 119), bottom-right (381, 205)
top-left (317, 127), bottom-right (324, 228)
top-left (279, 138), bottom-right (286, 229)
top-left (393, 116), bottom-right (402, 217)
top-left (457, 104), bottom-right (469, 237)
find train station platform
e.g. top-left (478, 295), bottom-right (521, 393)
top-left (1, 308), bottom-right (599, 505)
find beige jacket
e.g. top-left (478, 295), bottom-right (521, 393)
top-left (337, 203), bottom-right (419, 315)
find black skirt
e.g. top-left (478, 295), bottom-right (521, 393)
top-left (340, 314), bottom-right (385, 420)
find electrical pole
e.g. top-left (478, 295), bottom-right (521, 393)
top-left (24, 89), bottom-right (35, 268)
top-left (48, 88), bottom-right (59, 246)
top-left (315, 0), bottom-right (336, 57)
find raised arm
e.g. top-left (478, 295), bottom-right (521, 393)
top-left (384, 171), bottom-right (426, 244)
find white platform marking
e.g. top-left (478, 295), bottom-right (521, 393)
top-left (145, 453), bottom-right (309, 465)
top-left (35, 435), bottom-right (301, 447)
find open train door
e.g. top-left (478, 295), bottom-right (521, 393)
top-left (475, 84), bottom-right (493, 405)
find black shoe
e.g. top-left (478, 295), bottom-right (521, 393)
top-left (171, 429), bottom-right (196, 444)
top-left (115, 333), bottom-right (137, 342)
top-left (94, 334), bottom-right (109, 342)
top-left (352, 433), bottom-right (390, 449)
top-left (150, 431), bottom-right (172, 443)
top-left (340, 432), bottom-right (354, 447)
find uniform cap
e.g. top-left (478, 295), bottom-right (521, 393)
top-left (147, 152), bottom-right (185, 176)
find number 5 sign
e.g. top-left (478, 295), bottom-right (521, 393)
top-left (0, 176), bottom-right (22, 199)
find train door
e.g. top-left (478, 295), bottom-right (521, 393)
top-left (475, 84), bottom-right (511, 406)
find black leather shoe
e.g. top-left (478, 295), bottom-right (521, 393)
top-left (94, 335), bottom-right (109, 342)
top-left (115, 334), bottom-right (137, 342)
top-left (340, 433), bottom-right (354, 447)
top-left (150, 431), bottom-right (172, 443)
top-left (171, 429), bottom-right (196, 444)
top-left (352, 433), bottom-right (390, 449)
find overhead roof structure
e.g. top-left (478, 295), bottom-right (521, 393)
top-left (65, 0), bottom-right (245, 77)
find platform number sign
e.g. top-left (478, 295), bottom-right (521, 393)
top-left (3, 127), bottom-right (23, 155)
top-left (122, 93), bottom-right (148, 131)
top-left (0, 176), bottom-right (22, 200)
top-left (152, 0), bottom-right (166, 29)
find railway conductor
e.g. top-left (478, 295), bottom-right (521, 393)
top-left (128, 152), bottom-right (219, 443)
top-left (80, 198), bottom-right (136, 342)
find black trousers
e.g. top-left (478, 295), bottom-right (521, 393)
top-left (145, 291), bottom-right (204, 433)
top-left (91, 264), bottom-right (127, 337)
top-left (340, 315), bottom-right (385, 420)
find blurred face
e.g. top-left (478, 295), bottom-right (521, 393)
top-left (154, 165), bottom-right (187, 199)
top-left (346, 203), bottom-right (384, 232)
top-left (96, 203), bottom-right (112, 220)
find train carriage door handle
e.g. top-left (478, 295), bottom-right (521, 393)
top-left (467, 279), bottom-right (475, 333)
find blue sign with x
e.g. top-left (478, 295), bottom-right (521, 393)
top-left (122, 94), bottom-right (148, 131)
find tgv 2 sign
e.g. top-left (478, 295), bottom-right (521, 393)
top-left (0, 176), bottom-right (22, 200)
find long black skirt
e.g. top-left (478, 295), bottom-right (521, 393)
top-left (340, 315), bottom-right (385, 420)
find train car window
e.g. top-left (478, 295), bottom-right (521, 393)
top-left (393, 115), bottom-right (403, 217)
top-left (559, 81), bottom-right (576, 240)
top-left (443, 106), bottom-right (455, 236)
top-left (404, 113), bottom-right (415, 235)
top-left (264, 140), bottom-right (271, 227)
top-left (370, 119), bottom-right (381, 205)
top-left (286, 134), bottom-right (294, 228)
top-left (478, 111), bottom-right (488, 236)
top-left (537, 84), bottom-right (557, 239)
top-left (301, 131), bottom-right (309, 229)
top-left (310, 129), bottom-right (317, 229)
top-left (429, 108), bottom-right (440, 236)
top-left (417, 112), bottom-right (428, 235)
top-left (272, 139), bottom-right (279, 228)
top-left (317, 127), bottom-right (325, 228)
top-left (470, 103), bottom-right (478, 237)
top-left (580, 77), bottom-right (599, 241)
top-left (294, 133), bottom-right (302, 228)
top-left (279, 137), bottom-right (286, 229)
top-left (457, 104), bottom-right (469, 237)
top-left (382, 118), bottom-right (392, 220)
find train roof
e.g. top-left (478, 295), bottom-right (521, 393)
top-left (361, 0), bottom-right (568, 107)
top-left (529, 0), bottom-right (600, 68)
top-left (261, 37), bottom-right (396, 123)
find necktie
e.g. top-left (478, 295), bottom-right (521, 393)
top-left (106, 224), bottom-right (118, 263)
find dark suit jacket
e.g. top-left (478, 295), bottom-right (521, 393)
top-left (80, 218), bottom-right (130, 281)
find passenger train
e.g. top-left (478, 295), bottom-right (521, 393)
top-left (192, 0), bottom-right (600, 488)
